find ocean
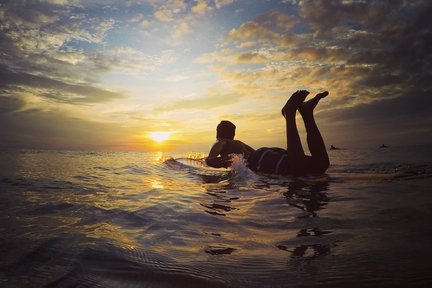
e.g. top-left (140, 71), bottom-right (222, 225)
top-left (1, 145), bottom-right (432, 287)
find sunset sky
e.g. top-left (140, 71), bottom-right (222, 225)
top-left (1, 0), bottom-right (431, 152)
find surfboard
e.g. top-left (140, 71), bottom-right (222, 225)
top-left (165, 158), bottom-right (407, 182)
top-left (166, 157), bottom-right (230, 171)
top-left (165, 158), bottom-right (232, 176)
top-left (164, 157), bottom-right (232, 183)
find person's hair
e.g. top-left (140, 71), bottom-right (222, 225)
top-left (216, 120), bottom-right (236, 140)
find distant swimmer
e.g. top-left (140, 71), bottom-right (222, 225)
top-left (205, 90), bottom-right (330, 176)
top-left (380, 144), bottom-right (388, 148)
top-left (329, 145), bottom-right (342, 150)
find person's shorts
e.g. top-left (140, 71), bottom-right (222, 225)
top-left (247, 147), bottom-right (290, 175)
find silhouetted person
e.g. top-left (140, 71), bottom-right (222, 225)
top-left (329, 145), bottom-right (341, 150)
top-left (206, 90), bottom-right (330, 176)
top-left (205, 120), bottom-right (255, 168)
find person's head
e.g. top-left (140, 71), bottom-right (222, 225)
top-left (216, 120), bottom-right (236, 140)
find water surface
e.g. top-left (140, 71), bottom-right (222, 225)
top-left (1, 145), bottom-right (431, 287)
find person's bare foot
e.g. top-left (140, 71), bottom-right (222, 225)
top-left (298, 91), bottom-right (328, 115)
top-left (282, 90), bottom-right (310, 118)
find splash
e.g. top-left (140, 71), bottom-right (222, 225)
top-left (230, 154), bottom-right (259, 182)
top-left (186, 152), bottom-right (207, 159)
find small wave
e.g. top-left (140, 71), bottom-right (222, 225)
top-left (1, 238), bottom-right (74, 288)
top-left (205, 245), bottom-right (236, 255)
top-left (94, 166), bottom-right (112, 171)
top-left (329, 162), bottom-right (432, 180)
top-left (0, 177), bottom-right (98, 195)
top-left (47, 244), bottom-right (228, 288)
top-left (31, 203), bottom-right (76, 215)
top-left (119, 165), bottom-right (149, 175)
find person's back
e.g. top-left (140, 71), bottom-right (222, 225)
top-left (219, 139), bottom-right (252, 157)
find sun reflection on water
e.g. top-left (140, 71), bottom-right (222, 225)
top-left (154, 151), bottom-right (163, 162)
top-left (151, 180), bottom-right (164, 189)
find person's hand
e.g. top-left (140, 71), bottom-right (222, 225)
top-left (205, 155), bottom-right (233, 168)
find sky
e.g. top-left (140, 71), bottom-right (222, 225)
top-left (0, 0), bottom-right (431, 152)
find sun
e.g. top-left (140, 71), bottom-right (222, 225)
top-left (149, 131), bottom-right (170, 142)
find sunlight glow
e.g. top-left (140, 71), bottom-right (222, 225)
top-left (149, 131), bottom-right (170, 142)
top-left (151, 180), bottom-right (164, 189)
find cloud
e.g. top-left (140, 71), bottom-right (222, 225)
top-left (189, 1), bottom-right (432, 147)
top-left (149, 0), bottom-right (188, 22)
top-left (172, 20), bottom-right (192, 39)
top-left (255, 11), bottom-right (297, 31)
top-left (0, 1), bottom-right (120, 84)
top-left (148, 0), bottom-right (236, 40)
top-left (0, 1), bottom-right (147, 149)
top-left (1, 0), bottom-right (431, 151)
top-left (236, 52), bottom-right (268, 64)
top-left (154, 7), bottom-right (175, 22)
top-left (0, 95), bottom-right (126, 150)
top-left (0, 94), bottom-right (186, 151)
top-left (215, 0), bottom-right (235, 9)
top-left (0, 95), bottom-right (25, 113)
top-left (162, 74), bottom-right (189, 82)
top-left (191, 0), bottom-right (211, 15)
top-left (90, 47), bottom-right (175, 75)
top-left (200, 1), bottom-right (432, 105)
top-left (228, 21), bottom-right (279, 43)
top-left (227, 10), bottom-right (298, 45)
top-left (0, 65), bottom-right (125, 105)
top-left (155, 91), bottom-right (245, 112)
top-left (0, 1), bottom-right (175, 106)
top-left (318, 88), bottom-right (432, 146)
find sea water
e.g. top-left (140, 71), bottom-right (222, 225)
top-left (0, 145), bottom-right (431, 287)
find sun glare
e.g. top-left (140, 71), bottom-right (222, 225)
top-left (149, 131), bottom-right (170, 142)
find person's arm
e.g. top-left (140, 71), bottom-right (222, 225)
top-left (205, 140), bottom-right (232, 168)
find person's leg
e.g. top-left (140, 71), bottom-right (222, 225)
top-left (298, 91), bottom-right (330, 173)
top-left (281, 90), bottom-right (309, 175)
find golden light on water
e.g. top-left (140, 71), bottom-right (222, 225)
top-left (151, 180), bottom-right (164, 189)
top-left (154, 151), bottom-right (163, 162)
top-left (149, 131), bottom-right (170, 143)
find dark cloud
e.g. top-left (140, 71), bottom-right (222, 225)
top-left (0, 0), bottom-right (123, 102)
top-left (0, 65), bottom-right (124, 104)
top-left (253, 11), bottom-right (297, 32)
top-left (0, 95), bottom-right (24, 113)
top-left (0, 1), bottom-right (130, 149)
top-left (0, 100), bottom-right (126, 150)
top-left (310, 2), bottom-right (432, 146)
top-left (236, 52), bottom-right (268, 64)
top-left (218, 0), bottom-right (432, 148)
top-left (299, 0), bottom-right (432, 90)
top-left (319, 88), bottom-right (432, 146)
top-left (299, 0), bottom-right (403, 35)
top-left (327, 88), bottom-right (432, 122)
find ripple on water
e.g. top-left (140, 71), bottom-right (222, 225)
top-left (47, 243), bottom-right (229, 288)
top-left (1, 150), bottom-right (432, 287)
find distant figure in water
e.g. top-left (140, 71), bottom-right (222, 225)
top-left (206, 90), bottom-right (330, 176)
top-left (380, 144), bottom-right (388, 148)
top-left (329, 145), bottom-right (341, 150)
